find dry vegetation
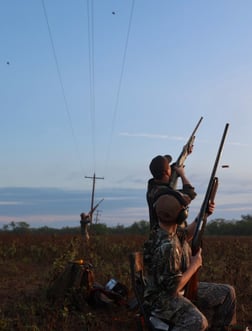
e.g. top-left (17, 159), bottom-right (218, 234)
top-left (0, 232), bottom-right (251, 330)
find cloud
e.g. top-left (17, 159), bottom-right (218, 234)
top-left (119, 132), bottom-right (184, 140)
top-left (0, 187), bottom-right (147, 228)
top-left (0, 185), bottom-right (251, 229)
top-left (119, 132), bottom-right (249, 149)
top-left (0, 201), bottom-right (22, 206)
top-left (228, 141), bottom-right (249, 147)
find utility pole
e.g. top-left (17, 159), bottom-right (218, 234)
top-left (85, 173), bottom-right (104, 223)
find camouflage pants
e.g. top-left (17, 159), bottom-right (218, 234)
top-left (150, 282), bottom-right (236, 331)
top-left (196, 282), bottom-right (236, 330)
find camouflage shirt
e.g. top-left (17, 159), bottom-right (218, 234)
top-left (144, 227), bottom-right (191, 301)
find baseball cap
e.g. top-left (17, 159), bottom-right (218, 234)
top-left (155, 194), bottom-right (183, 224)
top-left (149, 155), bottom-right (172, 179)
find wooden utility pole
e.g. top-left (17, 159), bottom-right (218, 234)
top-left (85, 173), bottom-right (104, 222)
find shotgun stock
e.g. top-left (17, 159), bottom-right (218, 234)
top-left (169, 116), bottom-right (203, 189)
top-left (185, 123), bottom-right (229, 301)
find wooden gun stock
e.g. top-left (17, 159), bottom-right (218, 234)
top-left (184, 268), bottom-right (199, 302)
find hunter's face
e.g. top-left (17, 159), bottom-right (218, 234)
top-left (164, 159), bottom-right (171, 177)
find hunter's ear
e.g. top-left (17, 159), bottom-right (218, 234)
top-left (163, 168), bottom-right (168, 176)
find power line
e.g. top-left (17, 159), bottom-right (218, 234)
top-left (86, 0), bottom-right (96, 170)
top-left (41, 0), bottom-right (84, 174)
top-left (105, 0), bottom-right (135, 171)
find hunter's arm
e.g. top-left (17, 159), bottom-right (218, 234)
top-left (177, 248), bottom-right (202, 292)
top-left (174, 165), bottom-right (197, 200)
top-left (173, 165), bottom-right (191, 185)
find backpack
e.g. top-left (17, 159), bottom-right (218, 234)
top-left (47, 260), bottom-right (94, 303)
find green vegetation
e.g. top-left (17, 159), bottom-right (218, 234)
top-left (205, 214), bottom-right (252, 236)
top-left (1, 215), bottom-right (252, 236)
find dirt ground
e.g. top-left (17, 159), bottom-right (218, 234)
top-left (0, 234), bottom-right (251, 330)
top-left (0, 259), bottom-right (138, 330)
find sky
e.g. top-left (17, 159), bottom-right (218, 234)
top-left (1, 0), bottom-right (252, 229)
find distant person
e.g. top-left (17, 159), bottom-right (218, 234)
top-left (146, 154), bottom-right (196, 233)
top-left (80, 212), bottom-right (91, 243)
top-left (143, 194), bottom-right (237, 331)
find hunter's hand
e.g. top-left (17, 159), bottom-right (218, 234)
top-left (207, 201), bottom-right (215, 215)
top-left (188, 144), bottom-right (194, 154)
top-left (173, 165), bottom-right (186, 178)
top-left (173, 165), bottom-right (193, 186)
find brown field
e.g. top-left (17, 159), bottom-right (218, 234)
top-left (0, 233), bottom-right (251, 331)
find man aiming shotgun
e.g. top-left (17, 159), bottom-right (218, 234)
top-left (146, 117), bottom-right (203, 233)
top-left (80, 198), bottom-right (104, 256)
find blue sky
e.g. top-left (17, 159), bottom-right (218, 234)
top-left (1, 0), bottom-right (252, 228)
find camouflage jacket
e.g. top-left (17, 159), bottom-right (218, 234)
top-left (143, 227), bottom-right (191, 302)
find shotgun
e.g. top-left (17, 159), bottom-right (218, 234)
top-left (185, 123), bottom-right (229, 301)
top-left (88, 198), bottom-right (104, 219)
top-left (169, 116), bottom-right (203, 189)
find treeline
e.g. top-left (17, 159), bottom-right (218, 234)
top-left (205, 214), bottom-right (252, 236)
top-left (1, 215), bottom-right (252, 236)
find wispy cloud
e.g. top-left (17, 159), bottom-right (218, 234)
top-left (119, 132), bottom-right (249, 147)
top-left (228, 141), bottom-right (249, 147)
top-left (0, 201), bottom-right (22, 206)
top-left (120, 132), bottom-right (184, 140)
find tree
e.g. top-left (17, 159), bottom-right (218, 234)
top-left (16, 222), bottom-right (30, 230)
